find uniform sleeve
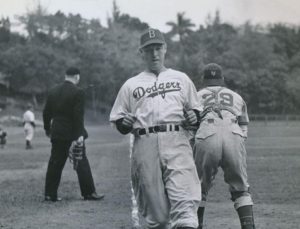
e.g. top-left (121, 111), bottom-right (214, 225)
top-left (238, 100), bottom-right (249, 125)
top-left (109, 82), bottom-right (131, 123)
top-left (43, 95), bottom-right (52, 134)
top-left (238, 99), bottom-right (249, 138)
top-left (197, 90), bottom-right (206, 108)
top-left (183, 76), bottom-right (203, 112)
top-left (73, 89), bottom-right (86, 139)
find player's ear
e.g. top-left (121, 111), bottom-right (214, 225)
top-left (76, 74), bottom-right (80, 83)
top-left (138, 48), bottom-right (145, 59)
top-left (162, 43), bottom-right (167, 54)
top-left (138, 47), bottom-right (143, 55)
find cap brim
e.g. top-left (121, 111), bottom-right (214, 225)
top-left (139, 40), bottom-right (165, 49)
top-left (203, 78), bottom-right (225, 86)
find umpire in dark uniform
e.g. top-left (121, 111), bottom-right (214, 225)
top-left (43, 67), bottom-right (104, 201)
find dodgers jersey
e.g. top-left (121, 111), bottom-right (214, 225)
top-left (110, 68), bottom-right (201, 128)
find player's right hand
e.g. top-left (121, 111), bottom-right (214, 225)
top-left (184, 110), bottom-right (198, 125)
top-left (122, 114), bottom-right (136, 128)
top-left (76, 136), bottom-right (84, 145)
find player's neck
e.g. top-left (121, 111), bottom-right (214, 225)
top-left (147, 66), bottom-right (167, 76)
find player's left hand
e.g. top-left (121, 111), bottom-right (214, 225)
top-left (76, 136), bottom-right (84, 145)
top-left (122, 114), bottom-right (137, 128)
top-left (184, 110), bottom-right (198, 125)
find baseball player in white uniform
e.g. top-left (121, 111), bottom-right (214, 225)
top-left (110, 28), bottom-right (202, 229)
top-left (193, 63), bottom-right (255, 229)
top-left (23, 104), bottom-right (35, 149)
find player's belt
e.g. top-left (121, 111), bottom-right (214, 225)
top-left (134, 124), bottom-right (180, 136)
top-left (207, 118), bottom-right (237, 123)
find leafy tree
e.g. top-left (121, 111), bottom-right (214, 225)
top-left (227, 23), bottom-right (290, 113)
top-left (286, 67), bottom-right (300, 112)
top-left (269, 23), bottom-right (300, 58)
top-left (17, 2), bottom-right (48, 40)
top-left (166, 12), bottom-right (195, 42)
top-left (108, 0), bottom-right (148, 31)
top-left (0, 17), bottom-right (10, 43)
top-left (0, 0), bottom-right (299, 114)
top-left (198, 11), bottom-right (237, 63)
top-left (0, 43), bottom-right (69, 105)
top-left (166, 12), bottom-right (195, 71)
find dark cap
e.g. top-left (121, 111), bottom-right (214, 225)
top-left (26, 103), bottom-right (33, 109)
top-left (140, 28), bottom-right (165, 49)
top-left (203, 63), bottom-right (224, 86)
top-left (65, 67), bottom-right (80, 76)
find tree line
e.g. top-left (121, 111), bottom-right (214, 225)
top-left (0, 2), bottom-right (300, 114)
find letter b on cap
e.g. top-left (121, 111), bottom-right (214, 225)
top-left (149, 29), bottom-right (156, 38)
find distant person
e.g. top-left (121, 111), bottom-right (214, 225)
top-left (23, 103), bottom-right (35, 149)
top-left (194, 63), bottom-right (255, 229)
top-left (0, 126), bottom-right (7, 149)
top-left (43, 67), bottom-right (104, 202)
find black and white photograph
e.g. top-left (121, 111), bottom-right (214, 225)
top-left (0, 0), bottom-right (299, 228)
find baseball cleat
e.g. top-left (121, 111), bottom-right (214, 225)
top-left (83, 192), bottom-right (104, 201)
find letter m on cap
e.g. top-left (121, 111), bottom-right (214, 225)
top-left (149, 29), bottom-right (156, 38)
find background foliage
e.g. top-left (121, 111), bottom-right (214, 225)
top-left (0, 2), bottom-right (300, 114)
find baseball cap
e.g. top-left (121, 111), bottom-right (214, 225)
top-left (26, 103), bottom-right (33, 109)
top-left (139, 28), bottom-right (165, 49)
top-left (66, 67), bottom-right (80, 76)
top-left (203, 63), bottom-right (224, 86)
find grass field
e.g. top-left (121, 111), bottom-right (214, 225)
top-left (0, 121), bottom-right (299, 229)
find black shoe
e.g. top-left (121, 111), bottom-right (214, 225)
top-left (44, 196), bottom-right (62, 202)
top-left (83, 192), bottom-right (104, 201)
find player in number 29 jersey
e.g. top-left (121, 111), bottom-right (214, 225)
top-left (194, 63), bottom-right (255, 229)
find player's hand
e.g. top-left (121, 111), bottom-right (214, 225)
top-left (184, 110), bottom-right (197, 125)
top-left (76, 136), bottom-right (84, 145)
top-left (122, 114), bottom-right (136, 128)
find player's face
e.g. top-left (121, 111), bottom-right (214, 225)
top-left (140, 43), bottom-right (167, 74)
top-left (74, 74), bottom-right (80, 85)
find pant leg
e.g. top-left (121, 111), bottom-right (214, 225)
top-left (194, 133), bottom-right (222, 199)
top-left (45, 140), bottom-right (70, 197)
top-left (222, 131), bottom-right (253, 209)
top-left (160, 131), bottom-right (202, 229)
top-left (76, 145), bottom-right (96, 196)
top-left (24, 124), bottom-right (34, 141)
top-left (131, 135), bottom-right (170, 229)
top-left (222, 132), bottom-right (250, 193)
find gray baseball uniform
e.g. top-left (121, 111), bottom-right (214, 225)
top-left (194, 86), bottom-right (253, 209)
top-left (110, 68), bottom-right (202, 228)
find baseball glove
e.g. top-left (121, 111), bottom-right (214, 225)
top-left (69, 141), bottom-right (84, 170)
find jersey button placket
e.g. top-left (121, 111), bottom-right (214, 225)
top-left (155, 75), bottom-right (163, 163)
